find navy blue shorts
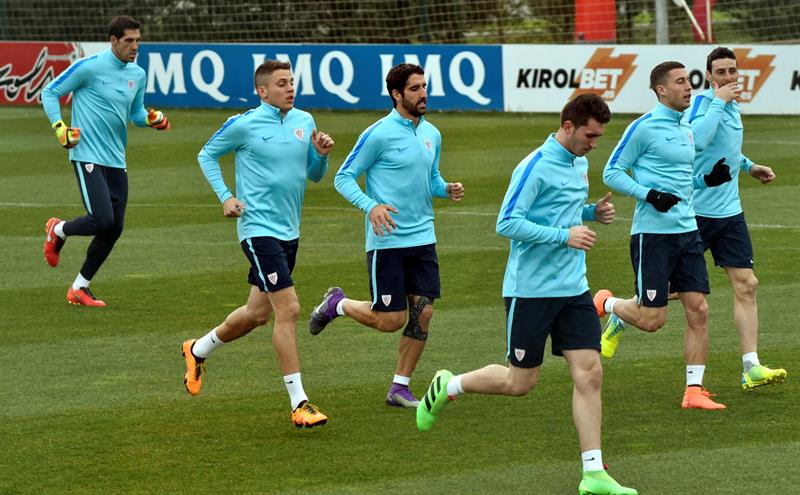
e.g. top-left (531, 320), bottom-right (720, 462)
top-left (630, 231), bottom-right (709, 308)
top-left (367, 243), bottom-right (440, 312)
top-left (504, 291), bottom-right (601, 368)
top-left (697, 213), bottom-right (754, 269)
top-left (241, 237), bottom-right (298, 292)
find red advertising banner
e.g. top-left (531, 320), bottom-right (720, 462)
top-left (0, 42), bottom-right (83, 105)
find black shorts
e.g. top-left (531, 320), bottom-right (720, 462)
top-left (697, 213), bottom-right (754, 269)
top-left (504, 291), bottom-right (601, 369)
top-left (630, 231), bottom-right (709, 308)
top-left (367, 243), bottom-right (441, 312)
top-left (241, 237), bottom-right (298, 292)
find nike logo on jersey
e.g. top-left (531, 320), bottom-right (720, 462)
top-left (666, 137), bottom-right (676, 142)
top-left (262, 136), bottom-right (273, 142)
top-left (397, 146), bottom-right (409, 153)
top-left (560, 180), bottom-right (570, 186)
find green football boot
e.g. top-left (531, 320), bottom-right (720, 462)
top-left (579, 470), bottom-right (638, 495)
top-left (600, 314), bottom-right (625, 359)
top-left (416, 369), bottom-right (453, 432)
top-left (741, 364), bottom-right (787, 390)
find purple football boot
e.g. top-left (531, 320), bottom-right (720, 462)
top-left (385, 383), bottom-right (420, 408)
top-left (309, 287), bottom-right (346, 335)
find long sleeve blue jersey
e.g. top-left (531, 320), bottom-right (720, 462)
top-left (497, 135), bottom-right (599, 298)
top-left (334, 109), bottom-right (449, 251)
top-left (42, 49), bottom-right (148, 168)
top-left (197, 102), bottom-right (328, 242)
top-left (685, 89), bottom-right (754, 218)
top-left (603, 102), bottom-right (709, 235)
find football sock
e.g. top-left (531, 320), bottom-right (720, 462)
top-left (686, 365), bottom-right (705, 387)
top-left (446, 374), bottom-right (464, 397)
top-left (335, 299), bottom-right (346, 316)
top-left (581, 449), bottom-right (604, 472)
top-left (742, 352), bottom-right (760, 373)
top-left (192, 327), bottom-right (224, 359)
top-left (72, 273), bottom-right (90, 291)
top-left (284, 372), bottom-right (308, 410)
top-left (393, 374), bottom-right (410, 386)
top-left (604, 297), bottom-right (621, 314)
top-left (54, 221), bottom-right (66, 239)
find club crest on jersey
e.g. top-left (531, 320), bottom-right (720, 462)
top-left (423, 138), bottom-right (432, 151)
top-left (381, 294), bottom-right (392, 306)
top-left (128, 80), bottom-right (135, 90)
top-left (293, 128), bottom-right (304, 141)
top-left (646, 289), bottom-right (657, 301)
top-left (514, 348), bottom-right (526, 361)
top-left (267, 272), bottom-right (278, 285)
top-left (688, 131), bottom-right (694, 145)
top-left (84, 163), bottom-right (94, 173)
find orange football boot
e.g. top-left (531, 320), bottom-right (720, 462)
top-left (182, 340), bottom-right (205, 396)
top-left (291, 401), bottom-right (328, 428)
top-left (66, 286), bottom-right (106, 307)
top-left (681, 386), bottom-right (726, 410)
top-left (593, 289), bottom-right (613, 317)
top-left (44, 217), bottom-right (65, 267)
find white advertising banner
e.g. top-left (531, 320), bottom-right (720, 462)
top-left (503, 45), bottom-right (800, 115)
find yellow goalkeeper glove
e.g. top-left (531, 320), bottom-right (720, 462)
top-left (146, 108), bottom-right (170, 130)
top-left (53, 120), bottom-right (81, 149)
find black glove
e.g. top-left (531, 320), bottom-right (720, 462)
top-left (646, 189), bottom-right (680, 213)
top-left (704, 158), bottom-right (732, 187)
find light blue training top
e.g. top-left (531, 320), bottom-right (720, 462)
top-left (497, 134), bottom-right (599, 298)
top-left (603, 102), bottom-right (710, 235)
top-left (42, 49), bottom-right (148, 168)
top-left (334, 109), bottom-right (450, 251)
top-left (685, 88), bottom-right (754, 218)
top-left (197, 102), bottom-right (328, 242)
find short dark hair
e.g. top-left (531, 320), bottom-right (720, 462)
top-left (649, 61), bottom-right (685, 93)
top-left (254, 60), bottom-right (292, 89)
top-left (560, 93), bottom-right (611, 128)
top-left (707, 46), bottom-right (737, 72)
top-left (385, 63), bottom-right (424, 108)
top-left (108, 16), bottom-right (141, 40)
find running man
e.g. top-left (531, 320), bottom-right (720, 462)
top-left (308, 63), bottom-right (464, 408)
top-left (686, 46), bottom-right (786, 390)
top-left (417, 94), bottom-right (637, 495)
top-left (41, 15), bottom-right (169, 307)
top-left (181, 60), bottom-right (332, 428)
top-left (595, 61), bottom-right (733, 410)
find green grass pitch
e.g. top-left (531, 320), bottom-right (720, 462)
top-left (1, 106), bottom-right (798, 494)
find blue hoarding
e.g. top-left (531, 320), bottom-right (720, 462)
top-left (138, 43), bottom-right (502, 111)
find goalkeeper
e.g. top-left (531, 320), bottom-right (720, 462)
top-left (41, 15), bottom-right (169, 307)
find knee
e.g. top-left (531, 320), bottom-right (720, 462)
top-left (505, 375), bottom-right (537, 396)
top-left (93, 214), bottom-right (116, 232)
top-left (377, 313), bottom-right (406, 332)
top-left (418, 304), bottom-right (434, 326)
top-left (580, 362), bottom-right (603, 390)
top-left (246, 308), bottom-right (272, 328)
top-left (735, 274), bottom-right (758, 300)
top-left (640, 314), bottom-right (666, 332)
top-left (279, 300), bottom-right (301, 323)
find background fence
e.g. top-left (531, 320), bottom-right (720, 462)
top-left (1, 0), bottom-right (799, 44)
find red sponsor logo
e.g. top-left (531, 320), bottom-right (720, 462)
top-left (570, 48), bottom-right (637, 101)
top-left (0, 42), bottom-right (83, 105)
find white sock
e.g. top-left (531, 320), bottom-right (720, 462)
top-left (581, 449), bottom-right (604, 472)
top-left (446, 374), bottom-right (464, 397)
top-left (742, 352), bottom-right (760, 372)
top-left (54, 221), bottom-right (66, 239)
top-left (192, 328), bottom-right (224, 359)
top-left (284, 372), bottom-right (308, 410)
top-left (72, 273), bottom-right (91, 290)
top-left (604, 297), bottom-right (621, 314)
top-left (686, 365), bottom-right (705, 387)
top-left (335, 299), bottom-right (346, 316)
top-left (393, 374), bottom-right (410, 386)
